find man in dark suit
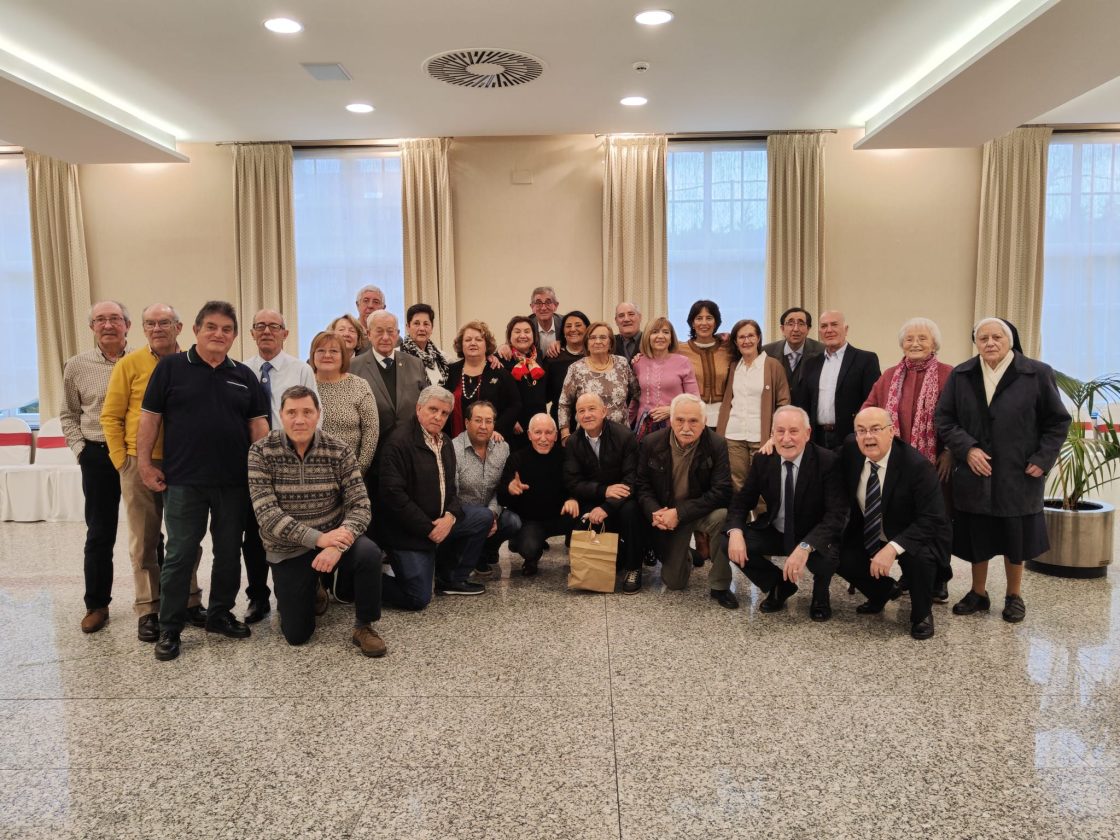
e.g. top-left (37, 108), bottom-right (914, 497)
top-left (761, 306), bottom-right (824, 391)
top-left (721, 405), bottom-right (847, 621)
top-left (837, 408), bottom-right (949, 640)
top-left (613, 301), bottom-right (643, 361)
top-left (795, 310), bottom-right (881, 448)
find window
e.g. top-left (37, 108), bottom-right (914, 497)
top-left (666, 140), bottom-right (767, 337)
top-left (0, 156), bottom-right (38, 424)
top-left (292, 148), bottom-right (404, 358)
top-left (1042, 134), bottom-right (1120, 381)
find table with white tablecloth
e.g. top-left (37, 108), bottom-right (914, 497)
top-left (0, 465), bottom-right (86, 522)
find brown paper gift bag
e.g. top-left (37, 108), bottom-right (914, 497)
top-left (568, 523), bottom-right (619, 593)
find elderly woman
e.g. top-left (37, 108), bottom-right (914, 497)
top-left (558, 321), bottom-right (639, 444)
top-left (502, 315), bottom-right (549, 450)
top-left (330, 314), bottom-right (370, 357)
top-left (679, 299), bottom-right (732, 429)
top-left (935, 317), bottom-right (1070, 623)
top-left (309, 331), bottom-right (379, 475)
top-left (444, 320), bottom-right (520, 440)
top-left (630, 316), bottom-right (699, 440)
top-left (399, 303), bottom-right (449, 386)
top-left (716, 319), bottom-right (790, 490)
top-left (548, 310), bottom-right (590, 432)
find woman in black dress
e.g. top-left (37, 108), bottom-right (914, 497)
top-left (502, 315), bottom-right (549, 451)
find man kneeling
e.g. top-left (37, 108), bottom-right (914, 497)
top-left (248, 386), bottom-right (386, 657)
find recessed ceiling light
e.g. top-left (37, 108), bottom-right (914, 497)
top-left (620, 96), bottom-right (648, 107)
top-left (264, 18), bottom-right (303, 34)
top-left (346, 103), bottom-right (374, 113)
top-left (635, 10), bottom-right (674, 25)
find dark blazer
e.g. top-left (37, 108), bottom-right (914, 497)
top-left (761, 337), bottom-right (824, 391)
top-left (563, 420), bottom-right (638, 515)
top-left (725, 443), bottom-right (847, 554)
top-left (375, 417), bottom-right (463, 551)
top-left (636, 427), bottom-right (732, 524)
top-left (796, 344), bottom-right (881, 443)
top-left (614, 331), bottom-right (643, 362)
top-left (935, 352), bottom-right (1070, 517)
top-left (444, 361), bottom-right (521, 440)
top-left (839, 437), bottom-right (950, 563)
top-left (350, 350), bottom-right (428, 447)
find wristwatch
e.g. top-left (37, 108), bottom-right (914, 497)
top-left (798, 541), bottom-right (813, 553)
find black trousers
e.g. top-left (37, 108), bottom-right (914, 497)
top-left (511, 515), bottom-right (581, 563)
top-left (241, 499), bottom-right (271, 602)
top-left (741, 526), bottom-right (838, 596)
top-left (838, 546), bottom-right (936, 624)
top-left (577, 499), bottom-right (643, 572)
top-left (271, 536), bottom-right (383, 645)
top-left (79, 442), bottom-right (122, 610)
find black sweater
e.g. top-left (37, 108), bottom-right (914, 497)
top-left (497, 445), bottom-right (569, 521)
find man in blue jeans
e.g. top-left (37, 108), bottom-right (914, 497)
top-left (138, 301), bottom-right (270, 661)
top-left (377, 385), bottom-right (492, 609)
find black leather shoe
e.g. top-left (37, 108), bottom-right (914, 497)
top-left (185, 605), bottom-right (208, 628)
top-left (137, 613), bottom-right (160, 643)
top-left (759, 581), bottom-right (797, 613)
top-left (1002, 594), bottom-right (1026, 623)
top-left (710, 589), bottom-right (739, 609)
top-left (856, 598), bottom-right (888, 615)
top-left (809, 594), bottom-right (832, 622)
top-left (521, 558), bottom-right (539, 577)
top-left (932, 581), bottom-right (949, 603)
top-left (952, 590), bottom-right (991, 616)
top-left (243, 600), bottom-right (270, 624)
top-left (690, 549), bottom-right (705, 568)
top-left (205, 612), bottom-right (251, 639)
top-left (910, 614), bottom-right (935, 640)
top-left (154, 631), bottom-right (181, 661)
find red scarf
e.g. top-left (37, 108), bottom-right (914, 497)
top-left (885, 354), bottom-right (940, 463)
top-left (510, 347), bottom-right (545, 382)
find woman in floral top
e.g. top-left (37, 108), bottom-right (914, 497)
top-left (557, 321), bottom-right (638, 443)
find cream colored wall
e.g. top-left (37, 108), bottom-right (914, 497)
top-left (450, 135), bottom-right (604, 340)
top-left (79, 143), bottom-right (241, 354)
top-left (823, 129), bottom-right (981, 367)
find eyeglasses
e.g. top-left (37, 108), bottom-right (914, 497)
top-left (143, 319), bottom-right (176, 329)
top-left (855, 426), bottom-right (889, 436)
top-left (531, 299), bottom-right (556, 307)
top-left (92, 315), bottom-right (126, 326)
top-left (252, 322), bottom-right (285, 332)
top-left (783, 319), bottom-right (809, 328)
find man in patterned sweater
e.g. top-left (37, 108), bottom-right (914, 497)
top-left (247, 385), bottom-right (387, 657)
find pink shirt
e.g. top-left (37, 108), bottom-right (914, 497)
top-left (631, 353), bottom-right (700, 420)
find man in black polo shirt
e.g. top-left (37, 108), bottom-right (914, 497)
top-left (138, 301), bottom-right (270, 661)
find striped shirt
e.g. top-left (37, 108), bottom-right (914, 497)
top-left (61, 345), bottom-right (127, 455)
top-left (247, 428), bottom-right (371, 563)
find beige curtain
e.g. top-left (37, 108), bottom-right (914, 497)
top-left (401, 138), bottom-right (457, 351)
top-left (974, 126), bottom-right (1052, 358)
top-left (234, 143), bottom-right (297, 355)
top-left (602, 135), bottom-right (667, 324)
top-left (26, 151), bottom-right (93, 419)
top-left (765, 132), bottom-right (826, 339)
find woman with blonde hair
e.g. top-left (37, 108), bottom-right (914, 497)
top-left (329, 314), bottom-right (370, 357)
top-left (630, 316), bottom-right (699, 440)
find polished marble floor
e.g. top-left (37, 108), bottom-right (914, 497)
top-left (1, 520), bottom-right (1118, 839)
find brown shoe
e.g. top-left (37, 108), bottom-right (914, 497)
top-left (351, 625), bottom-right (387, 658)
top-left (80, 608), bottom-right (109, 634)
top-left (315, 581), bottom-right (329, 616)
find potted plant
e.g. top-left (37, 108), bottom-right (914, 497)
top-left (1029, 371), bottom-right (1120, 578)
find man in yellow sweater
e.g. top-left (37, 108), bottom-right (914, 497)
top-left (100, 304), bottom-right (204, 643)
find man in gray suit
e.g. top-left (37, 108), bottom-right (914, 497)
top-left (761, 307), bottom-right (824, 391)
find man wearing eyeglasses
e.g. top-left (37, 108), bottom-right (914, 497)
top-left (761, 307), bottom-right (823, 391)
top-left (837, 407), bottom-right (949, 640)
top-left (62, 300), bottom-right (131, 635)
top-left (495, 286), bottom-right (564, 361)
top-left (101, 304), bottom-right (206, 642)
top-left (242, 310), bottom-right (319, 624)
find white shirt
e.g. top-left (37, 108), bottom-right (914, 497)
top-left (773, 449), bottom-right (804, 535)
top-left (244, 350), bottom-right (320, 428)
top-left (856, 445), bottom-right (904, 555)
top-left (536, 317), bottom-right (559, 355)
top-left (816, 343), bottom-right (848, 425)
top-left (725, 351), bottom-right (767, 442)
top-left (586, 430), bottom-right (602, 460)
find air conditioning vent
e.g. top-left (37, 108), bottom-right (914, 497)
top-left (424, 49), bottom-right (544, 89)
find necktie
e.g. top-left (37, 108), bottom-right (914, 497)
top-left (382, 356), bottom-right (394, 370)
top-left (864, 462), bottom-right (883, 555)
top-left (782, 460), bottom-right (796, 555)
top-left (259, 361), bottom-right (274, 429)
top-left (787, 351), bottom-right (800, 371)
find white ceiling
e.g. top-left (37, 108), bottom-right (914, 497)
top-left (0, 0), bottom-right (1115, 161)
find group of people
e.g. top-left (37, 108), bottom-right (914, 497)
top-left (62, 284), bottom-right (1070, 660)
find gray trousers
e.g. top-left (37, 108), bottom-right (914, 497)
top-left (652, 508), bottom-right (731, 591)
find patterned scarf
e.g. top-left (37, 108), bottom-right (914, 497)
top-left (885, 354), bottom-right (940, 463)
top-left (401, 335), bottom-right (449, 384)
top-left (510, 346), bottom-right (545, 382)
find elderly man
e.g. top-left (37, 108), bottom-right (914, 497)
top-left (377, 385), bottom-right (493, 609)
top-left (838, 408), bottom-right (950, 640)
top-left (613, 302), bottom-right (643, 362)
top-left (241, 309), bottom-right (319, 624)
top-left (101, 304), bottom-right (204, 641)
top-left (139, 301), bottom-right (270, 661)
top-left (61, 300), bottom-right (131, 634)
top-left (721, 405), bottom-right (846, 621)
top-left (796, 310), bottom-right (881, 449)
top-left (498, 414), bottom-right (581, 577)
top-left (496, 286), bottom-right (564, 361)
top-left (761, 307), bottom-right (824, 390)
top-left (637, 394), bottom-right (736, 608)
top-left (248, 386), bottom-right (386, 656)
top-left (563, 393), bottom-right (643, 593)
top-left (451, 401), bottom-right (520, 578)
top-left (354, 285), bottom-right (386, 327)
top-left (351, 310), bottom-right (429, 456)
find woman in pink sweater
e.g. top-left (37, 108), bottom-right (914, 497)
top-left (630, 316), bottom-right (699, 440)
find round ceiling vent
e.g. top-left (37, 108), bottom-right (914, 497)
top-left (424, 49), bottom-right (544, 89)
